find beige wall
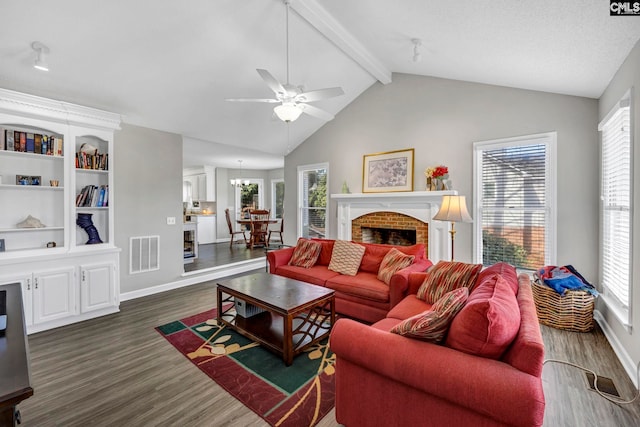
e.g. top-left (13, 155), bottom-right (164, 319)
top-left (114, 123), bottom-right (184, 294)
top-left (285, 72), bottom-right (599, 279)
top-left (597, 38), bottom-right (640, 384)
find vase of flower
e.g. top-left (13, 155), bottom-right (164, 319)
top-left (425, 165), bottom-right (449, 191)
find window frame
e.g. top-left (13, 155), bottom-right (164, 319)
top-left (598, 89), bottom-right (634, 331)
top-left (297, 162), bottom-right (329, 239)
top-left (472, 132), bottom-right (557, 270)
top-left (271, 178), bottom-right (285, 219)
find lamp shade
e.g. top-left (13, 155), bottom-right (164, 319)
top-left (433, 195), bottom-right (473, 223)
top-left (274, 103), bottom-right (303, 122)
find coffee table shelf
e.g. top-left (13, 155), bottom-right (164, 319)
top-left (216, 272), bottom-right (335, 365)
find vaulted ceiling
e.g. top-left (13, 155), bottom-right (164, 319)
top-left (1, 0), bottom-right (639, 169)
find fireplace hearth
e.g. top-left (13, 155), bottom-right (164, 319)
top-left (362, 227), bottom-right (417, 246)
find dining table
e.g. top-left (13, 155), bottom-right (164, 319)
top-left (237, 218), bottom-right (278, 248)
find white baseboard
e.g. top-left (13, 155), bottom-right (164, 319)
top-left (120, 258), bottom-right (265, 302)
top-left (594, 310), bottom-right (639, 388)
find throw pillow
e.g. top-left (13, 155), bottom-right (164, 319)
top-left (288, 238), bottom-right (322, 268)
top-left (445, 275), bottom-right (521, 359)
top-left (391, 287), bottom-right (469, 343)
top-left (416, 261), bottom-right (482, 304)
top-left (328, 240), bottom-right (366, 276)
top-left (377, 248), bottom-right (415, 285)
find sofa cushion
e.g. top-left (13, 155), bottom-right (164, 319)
top-left (288, 238), bottom-right (322, 268)
top-left (386, 294), bottom-right (432, 321)
top-left (476, 262), bottom-right (518, 294)
top-left (274, 264), bottom-right (341, 287)
top-left (416, 261), bottom-right (482, 303)
top-left (361, 243), bottom-right (426, 273)
top-left (326, 272), bottom-right (390, 303)
top-left (390, 287), bottom-right (469, 343)
top-left (377, 248), bottom-right (415, 285)
top-left (328, 240), bottom-right (366, 276)
top-left (311, 238), bottom-right (335, 266)
top-left (445, 275), bottom-right (520, 359)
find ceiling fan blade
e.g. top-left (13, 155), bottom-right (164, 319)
top-left (225, 98), bottom-right (280, 103)
top-left (299, 103), bottom-right (335, 121)
top-left (256, 69), bottom-right (286, 96)
top-left (295, 87), bottom-right (344, 103)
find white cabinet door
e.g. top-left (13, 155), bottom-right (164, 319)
top-left (197, 216), bottom-right (216, 244)
top-left (197, 174), bottom-right (207, 201)
top-left (33, 267), bottom-right (76, 324)
top-left (80, 263), bottom-right (116, 313)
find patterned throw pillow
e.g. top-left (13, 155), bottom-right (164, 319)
top-left (377, 248), bottom-right (415, 285)
top-left (288, 238), bottom-right (322, 268)
top-left (391, 287), bottom-right (469, 343)
top-left (328, 240), bottom-right (366, 276)
top-left (416, 261), bottom-right (482, 304)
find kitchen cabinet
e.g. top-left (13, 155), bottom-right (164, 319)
top-left (197, 215), bottom-right (216, 244)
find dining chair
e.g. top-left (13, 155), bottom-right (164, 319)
top-left (268, 217), bottom-right (284, 246)
top-left (249, 209), bottom-right (270, 249)
top-left (225, 208), bottom-right (247, 249)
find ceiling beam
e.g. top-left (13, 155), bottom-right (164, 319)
top-left (290, 0), bottom-right (392, 84)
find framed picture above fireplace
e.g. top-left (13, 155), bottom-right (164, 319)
top-left (362, 148), bottom-right (414, 193)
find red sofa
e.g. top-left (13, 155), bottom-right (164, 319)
top-left (267, 239), bottom-right (432, 323)
top-left (330, 263), bottom-right (546, 427)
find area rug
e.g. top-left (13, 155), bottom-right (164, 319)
top-left (155, 307), bottom-right (335, 427)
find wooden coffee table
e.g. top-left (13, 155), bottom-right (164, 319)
top-left (216, 272), bottom-right (335, 366)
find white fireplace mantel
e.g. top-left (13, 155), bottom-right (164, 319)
top-left (331, 191), bottom-right (457, 263)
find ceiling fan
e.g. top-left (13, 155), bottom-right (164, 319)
top-left (225, 0), bottom-right (344, 122)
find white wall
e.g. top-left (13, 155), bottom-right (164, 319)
top-left (285, 73), bottom-right (599, 281)
top-left (114, 123), bottom-right (184, 294)
top-left (597, 38), bottom-right (640, 384)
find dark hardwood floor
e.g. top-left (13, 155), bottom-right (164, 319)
top-left (184, 241), bottom-right (279, 272)
top-left (18, 274), bottom-right (640, 427)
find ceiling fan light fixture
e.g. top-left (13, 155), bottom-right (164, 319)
top-left (274, 103), bottom-right (303, 122)
top-left (31, 41), bottom-right (50, 71)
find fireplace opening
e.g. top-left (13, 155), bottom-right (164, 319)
top-left (362, 227), bottom-right (417, 246)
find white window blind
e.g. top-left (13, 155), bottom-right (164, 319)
top-left (298, 164), bottom-right (328, 239)
top-left (474, 133), bottom-right (556, 270)
top-left (599, 96), bottom-right (632, 316)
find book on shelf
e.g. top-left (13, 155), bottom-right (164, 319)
top-left (5, 129), bottom-right (13, 151)
top-left (34, 134), bottom-right (42, 154)
top-left (26, 133), bottom-right (35, 153)
top-left (76, 184), bottom-right (109, 207)
top-left (0, 127), bottom-right (5, 150)
top-left (75, 151), bottom-right (108, 170)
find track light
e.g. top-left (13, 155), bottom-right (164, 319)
top-left (412, 38), bottom-right (422, 63)
top-left (31, 41), bottom-right (50, 71)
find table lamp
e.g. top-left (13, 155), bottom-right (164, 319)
top-left (433, 195), bottom-right (473, 261)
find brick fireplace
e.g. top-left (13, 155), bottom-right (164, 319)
top-left (331, 191), bottom-right (456, 263)
top-left (352, 212), bottom-right (428, 247)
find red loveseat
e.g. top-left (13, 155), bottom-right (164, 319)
top-left (267, 239), bottom-right (432, 323)
top-left (330, 263), bottom-right (546, 427)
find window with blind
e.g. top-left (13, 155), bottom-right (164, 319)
top-left (599, 91), bottom-right (632, 326)
top-left (473, 133), bottom-right (557, 270)
top-left (298, 163), bottom-right (328, 239)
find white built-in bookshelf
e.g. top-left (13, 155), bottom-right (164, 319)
top-left (0, 88), bottom-right (122, 334)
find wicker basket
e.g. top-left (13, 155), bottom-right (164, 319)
top-left (531, 280), bottom-right (595, 332)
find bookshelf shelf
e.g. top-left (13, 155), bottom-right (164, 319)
top-left (0, 88), bottom-right (121, 335)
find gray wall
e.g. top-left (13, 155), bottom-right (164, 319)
top-left (114, 123), bottom-right (184, 294)
top-left (285, 73), bottom-right (599, 282)
top-left (597, 39), bottom-right (640, 377)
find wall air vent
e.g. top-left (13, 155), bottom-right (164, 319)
top-left (130, 235), bottom-right (160, 274)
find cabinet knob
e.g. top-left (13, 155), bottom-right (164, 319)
top-left (34, 278), bottom-right (38, 289)
top-left (27, 278), bottom-right (30, 290)
top-left (82, 271), bottom-right (86, 281)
